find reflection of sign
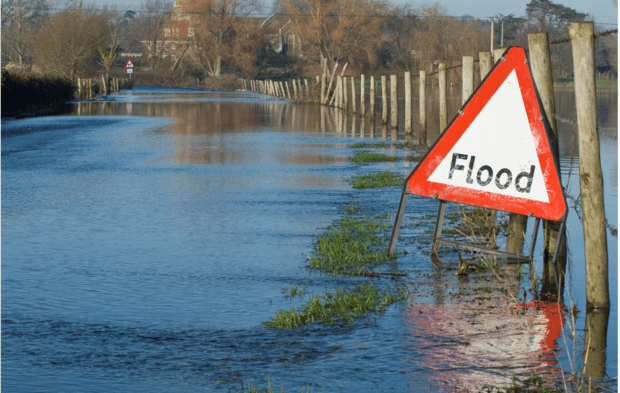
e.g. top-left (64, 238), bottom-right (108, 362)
top-left (406, 47), bottom-right (566, 221)
top-left (126, 60), bottom-right (134, 68)
top-left (127, 68), bottom-right (133, 74)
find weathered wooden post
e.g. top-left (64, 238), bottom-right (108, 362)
top-left (350, 76), bottom-right (356, 114)
top-left (479, 52), bottom-right (492, 80)
top-left (584, 309), bottom-right (609, 380)
top-left (88, 78), bottom-right (93, 99)
top-left (360, 74), bottom-right (366, 117)
top-left (77, 78), bottom-right (82, 100)
top-left (304, 79), bottom-right (309, 99)
top-left (390, 75), bottom-right (398, 131)
top-left (568, 21), bottom-right (609, 310)
top-left (321, 74), bottom-right (326, 104)
top-left (493, 47), bottom-right (506, 64)
top-left (343, 76), bottom-right (348, 110)
top-left (528, 31), bottom-right (567, 296)
top-left (381, 75), bottom-right (388, 125)
top-left (101, 75), bottom-right (107, 95)
top-left (419, 70), bottom-right (427, 147)
top-left (369, 76), bottom-right (376, 119)
top-left (438, 63), bottom-right (447, 131)
top-left (404, 71), bottom-right (412, 143)
top-left (462, 56), bottom-right (474, 104)
top-left (292, 80), bottom-right (298, 99)
top-left (285, 81), bottom-right (292, 99)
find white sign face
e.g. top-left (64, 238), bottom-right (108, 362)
top-left (127, 68), bottom-right (133, 74)
top-left (427, 70), bottom-right (549, 203)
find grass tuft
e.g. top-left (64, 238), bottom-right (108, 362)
top-left (265, 282), bottom-right (408, 328)
top-left (350, 171), bottom-right (405, 189)
top-left (351, 150), bottom-right (399, 163)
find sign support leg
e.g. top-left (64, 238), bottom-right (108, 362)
top-left (388, 186), bottom-right (410, 256)
top-left (551, 212), bottom-right (568, 295)
top-left (431, 200), bottom-right (448, 254)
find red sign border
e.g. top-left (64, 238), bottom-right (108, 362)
top-left (406, 47), bottom-right (566, 221)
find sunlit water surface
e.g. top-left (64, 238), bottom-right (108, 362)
top-left (2, 86), bottom-right (616, 392)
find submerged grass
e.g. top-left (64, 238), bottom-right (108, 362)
top-left (306, 204), bottom-right (394, 276)
top-left (350, 171), bottom-right (405, 189)
top-left (351, 150), bottom-right (399, 163)
top-left (265, 282), bottom-right (407, 328)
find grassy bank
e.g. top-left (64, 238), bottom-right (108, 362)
top-left (1, 69), bottom-right (75, 118)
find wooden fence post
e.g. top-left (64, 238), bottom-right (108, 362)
top-left (404, 71), bottom-right (412, 142)
top-left (438, 63), bottom-right (447, 131)
top-left (343, 76), bottom-right (348, 110)
top-left (381, 75), bottom-right (388, 125)
top-left (419, 70), bottom-right (427, 146)
top-left (369, 76), bottom-right (376, 119)
top-left (292, 80), bottom-right (298, 99)
top-left (493, 47), bottom-right (507, 64)
top-left (390, 75), bottom-right (398, 130)
top-left (462, 56), bottom-right (474, 104)
top-left (479, 52), bottom-right (492, 80)
top-left (360, 74), bottom-right (366, 117)
top-left (350, 76), bottom-right (356, 114)
top-left (529, 32), bottom-right (567, 296)
top-left (568, 21), bottom-right (609, 310)
top-left (285, 81), bottom-right (292, 99)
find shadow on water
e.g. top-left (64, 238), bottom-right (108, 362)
top-left (1, 86), bottom-right (617, 392)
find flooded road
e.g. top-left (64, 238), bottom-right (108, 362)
top-left (2, 86), bottom-right (617, 392)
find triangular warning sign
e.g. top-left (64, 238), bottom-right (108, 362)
top-left (407, 47), bottom-right (566, 221)
top-left (126, 60), bottom-right (134, 68)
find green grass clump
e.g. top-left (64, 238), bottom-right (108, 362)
top-left (350, 171), bottom-right (405, 189)
top-left (307, 207), bottom-right (393, 276)
top-left (351, 150), bottom-right (398, 163)
top-left (265, 282), bottom-right (407, 328)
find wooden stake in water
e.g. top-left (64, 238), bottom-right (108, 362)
top-left (360, 74), bottom-right (366, 117)
top-left (568, 21), bottom-right (609, 310)
top-left (381, 75), bottom-right (388, 125)
top-left (390, 75), bottom-right (398, 131)
top-left (369, 76), bottom-right (376, 119)
top-left (351, 76), bottom-right (356, 114)
top-left (528, 31), bottom-right (567, 296)
top-left (343, 76), bottom-right (348, 110)
top-left (438, 63), bottom-right (447, 131)
top-left (419, 70), bottom-right (427, 146)
top-left (404, 71), bottom-right (412, 142)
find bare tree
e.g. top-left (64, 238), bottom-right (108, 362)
top-left (98, 9), bottom-right (138, 70)
top-left (137, 0), bottom-right (173, 70)
top-left (275, 0), bottom-right (389, 78)
top-left (1, 0), bottom-right (49, 69)
top-left (185, 0), bottom-right (262, 76)
top-left (32, 4), bottom-right (107, 78)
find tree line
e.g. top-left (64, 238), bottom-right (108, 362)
top-left (1, 0), bottom-right (616, 83)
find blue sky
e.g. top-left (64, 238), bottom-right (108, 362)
top-left (431, 0), bottom-right (618, 26)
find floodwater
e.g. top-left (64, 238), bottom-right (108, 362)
top-left (2, 85), bottom-right (617, 392)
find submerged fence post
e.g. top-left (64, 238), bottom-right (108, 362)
top-left (343, 76), bottom-right (348, 110)
top-left (438, 63), bottom-right (447, 131)
top-left (404, 71), bottom-right (412, 143)
top-left (381, 75), bottom-right (388, 125)
top-left (529, 31), bottom-right (567, 297)
top-left (568, 21), bottom-right (609, 310)
top-left (390, 75), bottom-right (398, 131)
top-left (418, 71), bottom-right (427, 147)
top-left (360, 74), bottom-right (366, 117)
top-left (351, 76), bottom-right (356, 114)
top-left (462, 56), bottom-right (474, 104)
top-left (369, 76), bottom-right (376, 119)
